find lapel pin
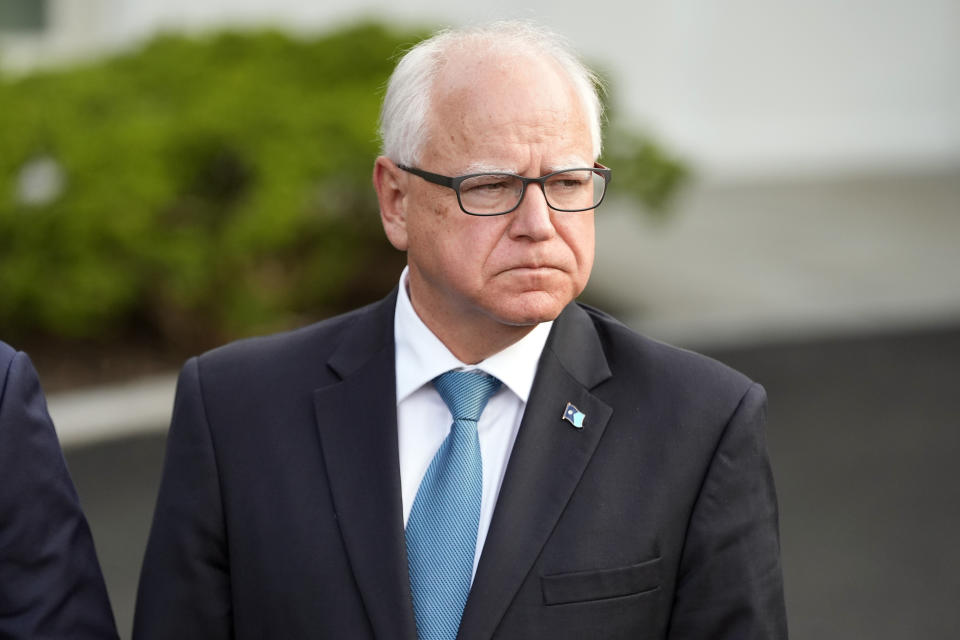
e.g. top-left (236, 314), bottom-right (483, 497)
top-left (562, 402), bottom-right (585, 429)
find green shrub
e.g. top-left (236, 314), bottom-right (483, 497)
top-left (0, 22), bottom-right (686, 346)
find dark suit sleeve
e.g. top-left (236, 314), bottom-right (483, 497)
top-left (133, 357), bottom-right (232, 640)
top-left (667, 383), bottom-right (788, 639)
top-left (0, 350), bottom-right (119, 640)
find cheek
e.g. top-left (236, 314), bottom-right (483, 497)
top-left (562, 218), bottom-right (595, 298)
top-left (406, 198), bottom-right (501, 275)
top-left (432, 212), bottom-right (506, 260)
top-left (561, 215), bottom-right (596, 269)
top-left (405, 194), bottom-right (447, 253)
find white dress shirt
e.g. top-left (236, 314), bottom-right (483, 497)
top-left (394, 267), bottom-right (552, 580)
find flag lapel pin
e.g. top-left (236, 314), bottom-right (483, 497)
top-left (562, 402), bottom-right (585, 429)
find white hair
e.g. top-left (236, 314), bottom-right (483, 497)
top-left (379, 21), bottom-right (605, 166)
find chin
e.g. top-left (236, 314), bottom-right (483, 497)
top-left (486, 290), bottom-right (573, 327)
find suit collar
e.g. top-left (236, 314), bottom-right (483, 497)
top-left (326, 288), bottom-right (398, 379)
top-left (542, 302), bottom-right (613, 389)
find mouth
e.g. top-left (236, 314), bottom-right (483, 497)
top-left (497, 265), bottom-right (568, 281)
top-left (504, 265), bottom-right (561, 274)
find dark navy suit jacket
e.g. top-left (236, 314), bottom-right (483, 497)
top-left (0, 342), bottom-right (118, 639)
top-left (134, 292), bottom-right (787, 639)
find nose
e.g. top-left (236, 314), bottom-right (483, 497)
top-left (508, 183), bottom-right (556, 241)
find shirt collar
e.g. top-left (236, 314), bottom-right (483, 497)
top-left (394, 266), bottom-right (552, 404)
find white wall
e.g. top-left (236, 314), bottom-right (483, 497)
top-left (0, 0), bottom-right (114, 68)
top-left (5, 0), bottom-right (959, 180)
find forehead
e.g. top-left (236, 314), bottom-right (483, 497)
top-left (424, 49), bottom-right (592, 170)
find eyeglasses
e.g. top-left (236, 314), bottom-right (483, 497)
top-left (397, 163), bottom-right (612, 216)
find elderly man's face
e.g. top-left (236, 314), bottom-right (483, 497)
top-left (380, 50), bottom-right (596, 356)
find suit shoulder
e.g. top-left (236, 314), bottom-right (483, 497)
top-left (577, 303), bottom-right (755, 398)
top-left (190, 296), bottom-right (392, 386)
top-left (0, 341), bottom-right (21, 404)
top-left (0, 341), bottom-right (15, 373)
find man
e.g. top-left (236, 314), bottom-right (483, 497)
top-left (134, 22), bottom-right (786, 639)
top-left (0, 341), bottom-right (119, 639)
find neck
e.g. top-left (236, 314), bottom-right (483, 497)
top-left (406, 283), bottom-right (536, 365)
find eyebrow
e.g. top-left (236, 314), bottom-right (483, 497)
top-left (462, 161), bottom-right (516, 174)
top-left (461, 157), bottom-right (592, 175)
top-left (545, 156), bottom-right (592, 172)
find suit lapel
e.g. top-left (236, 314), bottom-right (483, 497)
top-left (458, 303), bottom-right (613, 640)
top-left (312, 291), bottom-right (418, 640)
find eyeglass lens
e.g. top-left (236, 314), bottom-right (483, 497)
top-left (458, 170), bottom-right (605, 215)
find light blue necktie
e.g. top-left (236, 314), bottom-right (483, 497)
top-left (406, 370), bottom-right (501, 640)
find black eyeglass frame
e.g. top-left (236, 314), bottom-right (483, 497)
top-left (397, 162), bottom-right (612, 216)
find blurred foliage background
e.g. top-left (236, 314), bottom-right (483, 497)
top-left (0, 21), bottom-right (687, 354)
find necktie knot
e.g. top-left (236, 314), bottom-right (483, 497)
top-left (433, 370), bottom-right (501, 422)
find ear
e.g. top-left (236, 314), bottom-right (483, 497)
top-left (373, 156), bottom-right (409, 251)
